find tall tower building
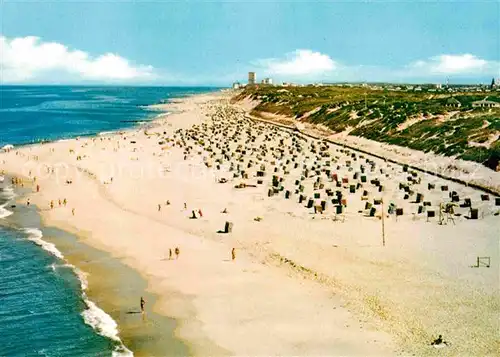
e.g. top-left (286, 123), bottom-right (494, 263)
top-left (248, 72), bottom-right (256, 85)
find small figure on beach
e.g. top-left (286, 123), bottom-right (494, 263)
top-left (166, 200), bottom-right (171, 205)
top-left (50, 201), bottom-right (54, 209)
top-left (175, 247), bottom-right (180, 259)
top-left (158, 204), bottom-right (161, 212)
top-left (63, 198), bottom-right (67, 206)
top-left (431, 335), bottom-right (448, 347)
top-left (72, 208), bottom-right (75, 216)
top-left (58, 199), bottom-right (62, 207)
top-left (184, 202), bottom-right (187, 210)
top-left (169, 248), bottom-right (173, 260)
top-left (36, 184), bottom-right (40, 193)
top-left (27, 199), bottom-right (30, 206)
top-left (140, 296), bottom-right (146, 313)
top-left (231, 248), bottom-right (236, 261)
top-left (198, 209), bottom-right (203, 217)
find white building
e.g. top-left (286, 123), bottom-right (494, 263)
top-left (472, 99), bottom-right (500, 108)
top-left (262, 78), bottom-right (273, 85)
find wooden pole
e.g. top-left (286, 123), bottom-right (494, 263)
top-left (382, 200), bottom-right (386, 247)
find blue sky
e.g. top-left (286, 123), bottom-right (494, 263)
top-left (1, 0), bottom-right (499, 85)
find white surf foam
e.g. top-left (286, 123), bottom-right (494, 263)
top-left (23, 227), bottom-right (133, 356)
top-left (0, 204), bottom-right (13, 219)
top-left (1, 186), bottom-right (16, 200)
top-left (24, 228), bottom-right (64, 260)
top-left (82, 299), bottom-right (133, 357)
top-left (98, 131), bottom-right (115, 136)
top-left (0, 175), bottom-right (4, 183)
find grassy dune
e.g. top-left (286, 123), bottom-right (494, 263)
top-left (235, 86), bottom-right (500, 171)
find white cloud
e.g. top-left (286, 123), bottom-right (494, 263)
top-left (0, 36), bottom-right (155, 83)
top-left (255, 49), bottom-right (336, 77)
top-left (249, 51), bottom-right (498, 83)
top-left (408, 54), bottom-right (495, 75)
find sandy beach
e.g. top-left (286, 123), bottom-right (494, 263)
top-left (1, 90), bottom-right (499, 356)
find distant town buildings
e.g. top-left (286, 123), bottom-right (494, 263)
top-left (472, 99), bottom-right (500, 108)
top-left (491, 77), bottom-right (500, 89)
top-left (232, 82), bottom-right (242, 89)
top-left (248, 72), bottom-right (256, 85)
top-left (261, 78), bottom-right (273, 85)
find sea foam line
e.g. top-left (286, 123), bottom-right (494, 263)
top-left (0, 186), bottom-right (15, 219)
top-left (23, 228), bottom-right (133, 357)
top-left (24, 228), bottom-right (65, 260)
top-left (0, 204), bottom-right (13, 219)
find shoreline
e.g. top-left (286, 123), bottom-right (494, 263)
top-left (1, 176), bottom-right (190, 357)
top-left (0, 90), bottom-right (220, 356)
top-left (1, 89), bottom-right (498, 356)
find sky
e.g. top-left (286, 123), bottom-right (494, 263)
top-left (0, 0), bottom-right (499, 85)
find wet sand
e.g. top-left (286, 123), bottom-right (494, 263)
top-left (3, 194), bottom-right (189, 357)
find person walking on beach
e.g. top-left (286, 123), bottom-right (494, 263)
top-left (36, 184), bottom-right (40, 193)
top-left (50, 200), bottom-right (54, 209)
top-left (169, 249), bottom-right (173, 260)
top-left (140, 296), bottom-right (146, 313)
top-left (231, 248), bottom-right (236, 261)
top-left (175, 247), bottom-right (180, 259)
top-left (63, 198), bottom-right (67, 207)
top-left (72, 208), bottom-right (75, 216)
top-left (158, 204), bottom-right (161, 212)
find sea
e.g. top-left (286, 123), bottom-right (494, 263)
top-left (0, 86), bottom-right (217, 356)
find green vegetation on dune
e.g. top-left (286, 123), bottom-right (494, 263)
top-left (235, 86), bottom-right (500, 171)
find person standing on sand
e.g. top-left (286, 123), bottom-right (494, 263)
top-left (231, 248), bottom-right (236, 261)
top-left (36, 184), bottom-right (40, 193)
top-left (50, 201), bottom-right (54, 209)
top-left (175, 247), bottom-right (180, 259)
top-left (140, 296), bottom-right (146, 313)
top-left (158, 204), bottom-right (161, 212)
top-left (169, 249), bottom-right (172, 260)
top-left (63, 198), bottom-right (67, 207)
top-left (72, 208), bottom-right (75, 216)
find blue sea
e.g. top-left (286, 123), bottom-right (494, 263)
top-left (0, 86), bottom-right (218, 356)
top-left (0, 86), bottom-right (216, 147)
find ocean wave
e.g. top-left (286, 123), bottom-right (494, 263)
top-left (24, 228), bottom-right (65, 260)
top-left (0, 204), bottom-right (13, 219)
top-left (0, 186), bottom-right (15, 219)
top-left (98, 131), bottom-right (115, 136)
top-left (36, 229), bottom-right (133, 356)
top-left (1, 186), bottom-right (16, 200)
top-left (82, 299), bottom-right (133, 357)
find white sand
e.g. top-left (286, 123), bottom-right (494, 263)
top-left (1, 91), bottom-right (498, 356)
